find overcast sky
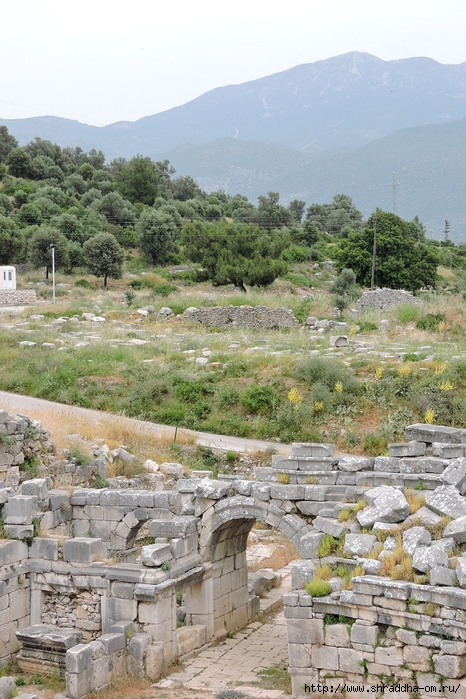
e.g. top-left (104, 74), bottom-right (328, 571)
top-left (2, 0), bottom-right (466, 126)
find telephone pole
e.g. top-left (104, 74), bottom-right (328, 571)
top-left (370, 210), bottom-right (378, 290)
top-left (444, 220), bottom-right (450, 241)
top-left (389, 172), bottom-right (400, 215)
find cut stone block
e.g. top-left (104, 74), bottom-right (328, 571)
top-left (329, 335), bottom-right (348, 347)
top-left (313, 516), bottom-right (345, 538)
top-left (299, 531), bottom-right (324, 559)
top-left (63, 538), bottom-right (103, 563)
top-left (429, 566), bottom-right (457, 586)
top-left (405, 423), bottom-right (466, 444)
top-left (344, 533), bottom-right (377, 556)
top-left (402, 526), bottom-right (431, 556)
top-left (338, 456), bottom-right (374, 472)
top-left (400, 457), bottom-right (447, 474)
top-left (388, 441), bottom-right (426, 457)
top-left (406, 506), bottom-right (443, 527)
top-left (20, 478), bottom-right (48, 500)
top-left (374, 456), bottom-right (400, 472)
top-left (357, 486), bottom-right (409, 526)
top-left (3, 495), bottom-right (37, 525)
top-left (426, 486), bottom-right (466, 519)
top-left (291, 443), bottom-right (335, 457)
top-left (140, 542), bottom-right (173, 567)
top-left (442, 458), bottom-right (466, 494)
top-left (291, 560), bottom-right (316, 590)
top-left (433, 443), bottom-right (465, 458)
top-left (444, 516), bottom-right (466, 543)
top-left (412, 545), bottom-right (449, 572)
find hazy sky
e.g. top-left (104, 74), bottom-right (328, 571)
top-left (2, 0), bottom-right (466, 126)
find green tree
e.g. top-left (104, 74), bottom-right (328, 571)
top-left (181, 221), bottom-right (289, 292)
top-left (82, 233), bottom-right (124, 287)
top-left (117, 155), bottom-right (160, 205)
top-left (0, 217), bottom-right (23, 264)
top-left (336, 211), bottom-right (439, 292)
top-left (0, 126), bottom-right (18, 163)
top-left (28, 229), bottom-right (69, 279)
top-left (6, 148), bottom-right (32, 177)
top-left (137, 208), bottom-right (178, 264)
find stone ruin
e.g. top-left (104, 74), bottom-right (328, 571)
top-left (183, 305), bottom-right (300, 329)
top-left (2, 412), bottom-right (466, 697)
top-left (356, 288), bottom-right (418, 310)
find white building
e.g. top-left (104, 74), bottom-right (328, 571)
top-left (0, 266), bottom-right (16, 290)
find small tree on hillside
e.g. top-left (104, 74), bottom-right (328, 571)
top-left (181, 221), bottom-right (289, 292)
top-left (83, 233), bottom-right (124, 287)
top-left (28, 229), bottom-right (69, 279)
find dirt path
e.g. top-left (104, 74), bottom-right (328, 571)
top-left (0, 390), bottom-right (292, 456)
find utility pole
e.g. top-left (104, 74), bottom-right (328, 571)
top-left (370, 209), bottom-right (378, 290)
top-left (389, 172), bottom-right (400, 215)
top-left (444, 220), bottom-right (450, 241)
top-left (50, 244), bottom-right (56, 304)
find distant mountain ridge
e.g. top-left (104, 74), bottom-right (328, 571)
top-left (2, 52), bottom-right (466, 156)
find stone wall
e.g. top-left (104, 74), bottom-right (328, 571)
top-left (356, 288), bottom-right (418, 310)
top-left (183, 305), bottom-right (299, 329)
top-left (0, 290), bottom-right (37, 305)
top-left (0, 541), bottom-right (30, 666)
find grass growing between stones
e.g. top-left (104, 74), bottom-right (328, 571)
top-left (254, 664), bottom-right (292, 694)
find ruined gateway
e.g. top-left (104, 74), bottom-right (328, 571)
top-left (2, 410), bottom-right (466, 697)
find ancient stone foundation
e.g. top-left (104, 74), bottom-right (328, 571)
top-left (183, 304), bottom-right (299, 329)
top-left (2, 413), bottom-right (466, 696)
top-left (0, 290), bottom-right (37, 305)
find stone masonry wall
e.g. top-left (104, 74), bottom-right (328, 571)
top-left (356, 288), bottom-right (418, 310)
top-left (183, 305), bottom-right (299, 329)
top-left (0, 541), bottom-right (30, 666)
top-left (0, 290), bottom-right (37, 305)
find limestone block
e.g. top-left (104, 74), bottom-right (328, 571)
top-left (311, 645), bottom-right (339, 670)
top-left (430, 566), bottom-right (457, 586)
top-left (389, 441), bottom-right (426, 457)
top-left (374, 457), bottom-right (400, 472)
top-left (0, 539), bottom-right (28, 565)
top-left (270, 484), bottom-right (304, 500)
top-left (442, 459), bottom-right (466, 494)
top-left (176, 624), bottom-right (206, 655)
top-left (433, 653), bottom-right (466, 678)
top-left (3, 524), bottom-right (34, 540)
top-left (338, 647), bottom-right (364, 674)
top-left (395, 629), bottom-right (417, 645)
top-left (329, 335), bottom-right (349, 347)
top-left (99, 633), bottom-right (126, 653)
top-left (351, 623), bottom-right (377, 647)
top-left (299, 531), bottom-right (324, 559)
top-left (128, 633), bottom-right (151, 661)
top-left (159, 463), bottom-right (184, 479)
top-left (357, 487), bottom-right (409, 526)
top-left (402, 526), bottom-right (431, 555)
top-left (287, 618), bottom-right (324, 644)
top-left (288, 643), bottom-right (311, 668)
top-left (140, 543), bottom-right (172, 567)
top-left (108, 597), bottom-right (137, 622)
top-left (3, 495), bottom-right (37, 525)
top-left (338, 456), bottom-right (374, 472)
top-left (412, 544), bottom-right (449, 572)
top-left (20, 478), bottom-right (48, 499)
top-left (0, 678), bottom-right (15, 699)
top-left (457, 558), bottom-right (466, 587)
top-left (400, 457), bottom-right (447, 474)
top-left (403, 644), bottom-right (431, 671)
top-left (374, 646), bottom-right (403, 666)
top-left (66, 670), bottom-right (92, 699)
top-left (441, 641), bottom-right (466, 656)
top-left (325, 623), bottom-right (350, 647)
top-left (66, 644), bottom-right (92, 674)
top-left (313, 516), bottom-right (345, 538)
top-left (405, 423), bottom-right (466, 444)
top-left (292, 443), bottom-right (335, 457)
top-left (357, 558), bottom-right (382, 575)
top-left (291, 561), bottom-right (316, 590)
top-left (29, 538), bottom-right (59, 561)
top-left (63, 538), bottom-right (103, 563)
top-left (445, 516), bottom-right (466, 543)
top-left (407, 505), bottom-right (443, 527)
top-left (344, 533), bottom-right (377, 557)
top-left (433, 443), bottom-right (465, 458)
top-left (149, 516), bottom-right (198, 539)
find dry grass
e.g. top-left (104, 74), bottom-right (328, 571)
top-left (404, 489), bottom-right (426, 514)
top-left (0, 402), bottom-right (187, 464)
top-left (379, 536), bottom-right (414, 581)
top-left (247, 531), bottom-right (299, 572)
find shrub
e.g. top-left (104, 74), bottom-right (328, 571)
top-left (396, 304), bottom-right (419, 323)
top-left (416, 313), bottom-right (446, 332)
top-left (129, 278), bottom-right (145, 290)
top-left (75, 278), bottom-right (93, 288)
top-left (316, 533), bottom-right (337, 557)
top-left (306, 578), bottom-right (332, 597)
top-left (295, 357), bottom-right (360, 395)
top-left (241, 384), bottom-right (279, 415)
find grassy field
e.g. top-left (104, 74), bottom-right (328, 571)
top-left (2, 264), bottom-right (466, 455)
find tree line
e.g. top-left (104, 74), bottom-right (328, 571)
top-left (0, 125), bottom-right (456, 292)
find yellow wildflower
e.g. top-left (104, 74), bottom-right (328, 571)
top-left (425, 409), bottom-right (435, 424)
top-left (438, 321), bottom-right (445, 332)
top-left (398, 365), bottom-right (411, 377)
top-left (335, 381), bottom-right (343, 393)
top-left (434, 363), bottom-right (447, 375)
top-left (288, 388), bottom-right (302, 411)
top-left (312, 401), bottom-right (324, 413)
top-left (374, 368), bottom-right (383, 381)
top-left (439, 381), bottom-right (454, 391)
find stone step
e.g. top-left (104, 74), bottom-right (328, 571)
top-left (291, 442), bottom-right (336, 458)
top-left (271, 456), bottom-right (336, 472)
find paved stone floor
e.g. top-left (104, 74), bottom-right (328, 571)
top-left (157, 610), bottom-right (288, 698)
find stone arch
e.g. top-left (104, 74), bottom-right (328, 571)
top-left (193, 495), bottom-right (311, 635)
top-left (109, 508), bottom-right (150, 553)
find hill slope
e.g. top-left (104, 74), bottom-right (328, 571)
top-left (2, 52), bottom-right (466, 156)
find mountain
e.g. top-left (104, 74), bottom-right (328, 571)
top-left (165, 119), bottom-right (466, 240)
top-left (2, 52), bottom-right (466, 157)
